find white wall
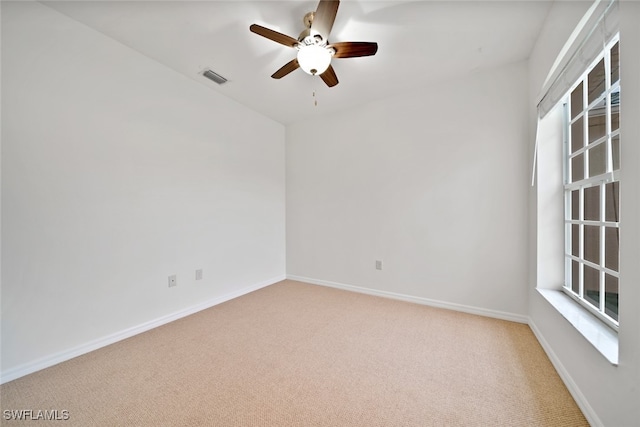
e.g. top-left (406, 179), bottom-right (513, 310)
top-left (287, 61), bottom-right (530, 318)
top-left (1, 2), bottom-right (285, 379)
top-left (528, 1), bottom-right (640, 426)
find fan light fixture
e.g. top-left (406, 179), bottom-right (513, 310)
top-left (297, 44), bottom-right (332, 75)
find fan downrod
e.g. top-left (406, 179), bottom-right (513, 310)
top-left (303, 11), bottom-right (315, 28)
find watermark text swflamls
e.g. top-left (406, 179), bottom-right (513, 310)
top-left (3, 409), bottom-right (70, 421)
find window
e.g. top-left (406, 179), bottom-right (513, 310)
top-left (564, 36), bottom-right (620, 329)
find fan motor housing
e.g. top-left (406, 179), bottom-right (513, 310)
top-left (298, 28), bottom-right (326, 47)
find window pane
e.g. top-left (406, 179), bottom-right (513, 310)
top-left (605, 274), bottom-right (619, 321)
top-left (611, 42), bottom-right (619, 84)
top-left (584, 225), bottom-right (600, 265)
top-left (571, 117), bottom-right (584, 153)
top-left (572, 260), bottom-right (580, 294)
top-left (605, 182), bottom-right (619, 222)
top-left (571, 190), bottom-right (580, 220)
top-left (611, 88), bottom-right (620, 132)
top-left (584, 265), bottom-right (600, 309)
top-left (571, 154), bottom-right (584, 183)
top-left (588, 58), bottom-right (605, 105)
top-left (612, 136), bottom-right (620, 170)
top-left (588, 110), bottom-right (606, 144)
top-left (584, 186), bottom-right (600, 221)
top-left (588, 143), bottom-right (606, 177)
top-left (611, 112), bottom-right (619, 133)
top-left (571, 82), bottom-right (584, 119)
top-left (572, 224), bottom-right (580, 257)
top-left (605, 227), bottom-right (619, 271)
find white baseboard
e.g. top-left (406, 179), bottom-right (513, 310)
top-left (528, 318), bottom-right (601, 427)
top-left (286, 275), bottom-right (529, 324)
top-left (0, 275), bottom-right (285, 384)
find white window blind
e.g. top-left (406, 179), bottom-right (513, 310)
top-left (537, 0), bottom-right (619, 119)
top-left (532, 0), bottom-right (619, 187)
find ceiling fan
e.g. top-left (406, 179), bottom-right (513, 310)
top-left (249, 0), bottom-right (378, 88)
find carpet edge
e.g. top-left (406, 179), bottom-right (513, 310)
top-left (0, 275), bottom-right (286, 384)
top-left (287, 275), bottom-right (529, 324)
top-left (528, 318), bottom-right (602, 427)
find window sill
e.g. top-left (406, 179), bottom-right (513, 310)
top-left (537, 288), bottom-right (618, 365)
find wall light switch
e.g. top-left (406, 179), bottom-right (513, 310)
top-left (375, 260), bottom-right (383, 270)
top-left (168, 275), bottom-right (177, 287)
top-left (195, 269), bottom-right (203, 280)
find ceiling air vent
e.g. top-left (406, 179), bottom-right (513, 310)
top-left (203, 69), bottom-right (227, 85)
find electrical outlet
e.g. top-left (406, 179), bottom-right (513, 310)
top-left (168, 274), bottom-right (177, 287)
top-left (375, 260), bottom-right (383, 270)
top-left (195, 269), bottom-right (203, 280)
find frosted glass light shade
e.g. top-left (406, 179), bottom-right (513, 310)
top-left (297, 45), bottom-right (331, 75)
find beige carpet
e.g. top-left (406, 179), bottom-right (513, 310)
top-left (1, 280), bottom-right (588, 426)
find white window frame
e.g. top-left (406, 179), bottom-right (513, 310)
top-left (563, 34), bottom-right (620, 331)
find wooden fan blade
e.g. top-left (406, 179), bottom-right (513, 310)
top-left (331, 41), bottom-right (378, 58)
top-left (312, 0), bottom-right (340, 39)
top-left (271, 59), bottom-right (300, 79)
top-left (250, 24), bottom-right (298, 48)
top-left (319, 65), bottom-right (339, 87)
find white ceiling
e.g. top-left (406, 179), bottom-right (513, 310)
top-left (42, 0), bottom-right (553, 125)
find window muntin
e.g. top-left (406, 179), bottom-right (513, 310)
top-left (564, 36), bottom-right (620, 328)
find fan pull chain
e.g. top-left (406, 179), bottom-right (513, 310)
top-left (312, 78), bottom-right (318, 107)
